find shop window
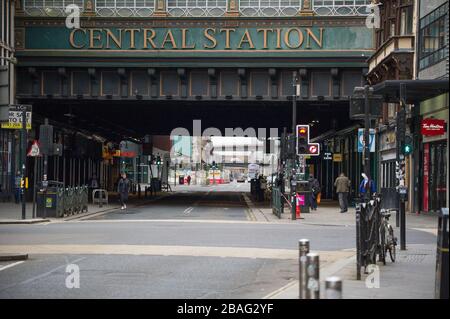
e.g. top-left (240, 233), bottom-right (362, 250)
top-left (240, 0), bottom-right (300, 17)
top-left (311, 71), bottom-right (330, 97)
top-left (167, 0), bottom-right (226, 17)
top-left (251, 72), bottom-right (269, 97)
top-left (102, 71), bottom-right (120, 96)
top-left (281, 71), bottom-right (294, 96)
top-left (43, 71), bottom-right (60, 95)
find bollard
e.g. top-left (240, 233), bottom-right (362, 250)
top-left (325, 276), bottom-right (342, 299)
top-left (298, 239), bottom-right (310, 299)
top-left (305, 253), bottom-right (320, 299)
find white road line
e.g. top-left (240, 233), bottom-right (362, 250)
top-left (0, 261), bottom-right (25, 272)
top-left (183, 207), bottom-right (194, 215)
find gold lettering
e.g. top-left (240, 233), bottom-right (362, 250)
top-left (143, 29), bottom-right (157, 49)
top-left (284, 28), bottom-right (303, 49)
top-left (69, 29), bottom-right (86, 49)
top-left (161, 29), bottom-right (177, 49)
top-left (257, 29), bottom-right (274, 49)
top-left (124, 29), bottom-right (139, 49)
top-left (105, 29), bottom-right (122, 49)
top-left (219, 28), bottom-right (235, 49)
top-left (306, 28), bottom-right (323, 48)
top-left (181, 29), bottom-right (196, 49)
top-left (276, 28), bottom-right (282, 49)
top-left (238, 29), bottom-right (255, 49)
top-left (89, 28), bottom-right (103, 49)
top-left (204, 28), bottom-right (217, 49)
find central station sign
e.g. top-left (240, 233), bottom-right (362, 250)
top-left (23, 26), bottom-right (373, 51)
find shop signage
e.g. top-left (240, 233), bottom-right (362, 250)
top-left (421, 118), bottom-right (446, 136)
top-left (23, 26), bottom-right (374, 52)
top-left (357, 128), bottom-right (376, 152)
top-left (0, 105), bottom-right (32, 129)
top-left (333, 154), bottom-right (342, 162)
top-left (27, 140), bottom-right (41, 157)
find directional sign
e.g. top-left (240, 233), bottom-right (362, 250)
top-left (308, 143), bottom-right (320, 156)
top-left (27, 140), bottom-right (41, 157)
top-left (0, 105), bottom-right (32, 129)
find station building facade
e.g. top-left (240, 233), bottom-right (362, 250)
top-left (1, 0), bottom-right (378, 196)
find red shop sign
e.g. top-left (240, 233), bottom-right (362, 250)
top-left (421, 118), bottom-right (446, 136)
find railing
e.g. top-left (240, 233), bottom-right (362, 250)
top-left (239, 0), bottom-right (301, 17)
top-left (167, 0), bottom-right (227, 17)
top-left (313, 0), bottom-right (371, 16)
top-left (23, 0), bottom-right (85, 17)
top-left (272, 187), bottom-right (284, 218)
top-left (22, 0), bottom-right (372, 17)
top-left (96, 0), bottom-right (155, 17)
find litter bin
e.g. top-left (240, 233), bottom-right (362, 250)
top-left (179, 176), bottom-right (184, 185)
top-left (435, 207), bottom-right (449, 299)
top-left (296, 181), bottom-right (311, 214)
top-left (151, 178), bottom-right (161, 192)
top-left (36, 187), bottom-right (59, 218)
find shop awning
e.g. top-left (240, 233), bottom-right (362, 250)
top-left (372, 79), bottom-right (449, 104)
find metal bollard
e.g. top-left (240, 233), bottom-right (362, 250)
top-left (298, 239), bottom-right (310, 299)
top-left (305, 253), bottom-right (320, 299)
top-left (325, 276), bottom-right (342, 299)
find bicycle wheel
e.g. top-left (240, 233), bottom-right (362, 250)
top-left (388, 225), bottom-right (397, 262)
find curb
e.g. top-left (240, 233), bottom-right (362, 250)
top-left (0, 219), bottom-right (50, 225)
top-left (65, 192), bottom-right (174, 221)
top-left (0, 253), bottom-right (28, 261)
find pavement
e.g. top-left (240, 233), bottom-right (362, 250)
top-left (0, 182), bottom-right (440, 299)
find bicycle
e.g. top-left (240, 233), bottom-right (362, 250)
top-left (379, 209), bottom-right (398, 264)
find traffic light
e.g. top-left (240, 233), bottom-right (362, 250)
top-left (403, 135), bottom-right (413, 155)
top-left (297, 125), bottom-right (309, 154)
top-left (296, 124), bottom-right (320, 156)
top-left (156, 156), bottom-right (161, 165)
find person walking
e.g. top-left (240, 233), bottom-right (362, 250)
top-left (308, 175), bottom-right (320, 211)
top-left (117, 172), bottom-right (130, 210)
top-left (187, 175), bottom-right (191, 185)
top-left (334, 173), bottom-right (351, 213)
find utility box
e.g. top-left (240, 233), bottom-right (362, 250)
top-left (296, 180), bottom-right (311, 214)
top-left (435, 208), bottom-right (449, 299)
top-left (36, 187), bottom-right (60, 218)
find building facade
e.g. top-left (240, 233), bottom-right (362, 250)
top-left (7, 0), bottom-right (376, 196)
top-left (416, 0), bottom-right (448, 213)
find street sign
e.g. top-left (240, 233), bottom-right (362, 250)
top-left (333, 154), bottom-right (343, 162)
top-left (27, 140), bottom-right (41, 157)
top-left (357, 128), bottom-right (376, 153)
top-left (323, 152), bottom-right (332, 160)
top-left (0, 105), bottom-right (32, 129)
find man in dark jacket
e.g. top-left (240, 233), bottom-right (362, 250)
top-left (308, 175), bottom-right (320, 211)
top-left (118, 172), bottom-right (130, 210)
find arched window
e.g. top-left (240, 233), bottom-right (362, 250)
top-left (23, 0), bottom-right (85, 16)
top-left (313, 0), bottom-right (371, 16)
top-left (239, 0), bottom-right (301, 17)
top-left (96, 0), bottom-right (155, 17)
top-left (167, 0), bottom-right (227, 17)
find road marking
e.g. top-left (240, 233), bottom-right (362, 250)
top-left (183, 207), bottom-right (194, 215)
top-left (0, 261), bottom-right (24, 272)
top-left (411, 228), bottom-right (438, 236)
top-left (0, 257), bottom-right (86, 293)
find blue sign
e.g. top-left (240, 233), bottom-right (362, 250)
top-left (358, 129), bottom-right (376, 153)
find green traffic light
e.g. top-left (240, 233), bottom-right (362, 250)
top-left (404, 144), bottom-right (412, 155)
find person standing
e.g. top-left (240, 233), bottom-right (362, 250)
top-left (359, 173), bottom-right (376, 200)
top-left (308, 175), bottom-right (320, 211)
top-left (117, 172), bottom-right (130, 210)
top-left (14, 171), bottom-right (22, 204)
top-left (187, 175), bottom-right (191, 185)
top-left (334, 173), bottom-right (351, 213)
